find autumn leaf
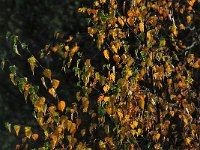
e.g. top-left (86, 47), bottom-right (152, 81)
top-left (25, 126), bottom-right (32, 138)
top-left (28, 56), bottom-right (37, 75)
top-left (139, 22), bottom-right (144, 32)
top-left (14, 125), bottom-right (21, 136)
top-left (139, 95), bottom-right (145, 110)
top-left (103, 49), bottom-right (110, 60)
top-left (52, 79), bottom-right (60, 89)
top-left (48, 88), bottom-right (56, 98)
top-left (103, 84), bottom-right (110, 93)
top-left (32, 133), bottom-right (39, 141)
top-left (130, 121), bottom-right (138, 129)
top-left (58, 101), bottom-right (66, 112)
top-left (43, 68), bottom-right (52, 79)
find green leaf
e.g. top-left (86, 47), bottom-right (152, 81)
top-left (5, 122), bottom-right (11, 132)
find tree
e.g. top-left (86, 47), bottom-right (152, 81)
top-left (4, 0), bottom-right (200, 149)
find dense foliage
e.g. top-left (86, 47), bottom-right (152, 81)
top-left (4, 0), bottom-right (200, 149)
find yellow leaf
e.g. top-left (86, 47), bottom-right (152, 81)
top-left (111, 44), bottom-right (118, 53)
top-left (66, 36), bottom-right (73, 42)
top-left (14, 125), bottom-right (21, 136)
top-left (118, 17), bottom-right (125, 27)
top-left (82, 97), bottom-right (89, 112)
top-left (32, 133), bottom-right (39, 141)
top-left (50, 134), bottom-right (57, 149)
top-left (117, 109), bottom-right (123, 120)
top-left (130, 121), bottom-right (138, 129)
top-left (48, 88), bottom-right (56, 98)
top-left (187, 15), bottom-right (192, 24)
top-left (28, 56), bottom-right (37, 75)
top-left (103, 50), bottom-right (110, 60)
top-left (103, 96), bottom-right (110, 102)
top-left (109, 73), bottom-right (115, 81)
top-left (154, 133), bottom-right (160, 140)
top-left (64, 45), bottom-right (69, 52)
top-left (88, 27), bottom-right (97, 37)
top-left (43, 69), bottom-right (52, 79)
top-left (25, 127), bottom-right (32, 139)
top-left (139, 96), bottom-right (145, 110)
top-left (52, 79), bottom-right (60, 89)
top-left (185, 137), bottom-right (191, 145)
top-left (139, 22), bottom-right (144, 32)
top-left (70, 45), bottom-right (79, 56)
top-left (81, 129), bottom-right (86, 137)
top-left (58, 101), bottom-right (66, 112)
top-left (103, 84), bottom-right (110, 93)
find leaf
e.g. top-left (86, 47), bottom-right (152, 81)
top-left (52, 79), bottom-right (60, 89)
top-left (50, 134), bottom-right (57, 149)
top-left (25, 126), bottom-right (32, 138)
top-left (130, 121), bottom-right (138, 129)
top-left (103, 96), bottom-right (110, 102)
top-left (14, 125), bottom-right (21, 136)
top-left (103, 49), bottom-right (110, 60)
top-left (81, 129), bottom-right (86, 137)
top-left (187, 15), bottom-right (192, 24)
top-left (58, 101), bottom-right (66, 112)
top-left (43, 69), bottom-right (52, 79)
top-left (103, 84), bottom-right (110, 93)
top-left (185, 137), bottom-right (191, 145)
top-left (139, 22), bottom-right (144, 32)
top-left (127, 17), bottom-right (134, 26)
top-left (118, 17), bottom-right (125, 27)
top-left (154, 133), bottom-right (160, 141)
top-left (117, 109), bottom-right (123, 120)
top-left (109, 73), bottom-right (115, 81)
top-left (28, 56), bottom-right (37, 75)
top-left (32, 133), bottom-right (39, 141)
top-left (113, 54), bottom-right (121, 63)
top-left (48, 88), bottom-right (56, 98)
top-left (139, 96), bottom-right (145, 110)
top-left (5, 122), bottom-right (11, 132)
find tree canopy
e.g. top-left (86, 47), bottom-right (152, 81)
top-left (2, 0), bottom-right (200, 149)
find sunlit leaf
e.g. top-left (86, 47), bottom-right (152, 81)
top-left (52, 79), bottom-right (60, 89)
top-left (32, 133), bottom-right (39, 141)
top-left (25, 126), bottom-right (32, 138)
top-left (14, 125), bottom-right (21, 136)
top-left (58, 101), bottom-right (66, 112)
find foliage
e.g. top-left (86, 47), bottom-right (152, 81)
top-left (4, 0), bottom-right (200, 149)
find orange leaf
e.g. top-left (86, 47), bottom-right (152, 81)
top-left (14, 125), bottom-right (21, 136)
top-left (52, 79), bottom-right (60, 89)
top-left (139, 22), bottom-right (144, 32)
top-left (48, 88), bottom-right (56, 98)
top-left (32, 133), bottom-right (39, 141)
top-left (58, 101), bottom-right (66, 112)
